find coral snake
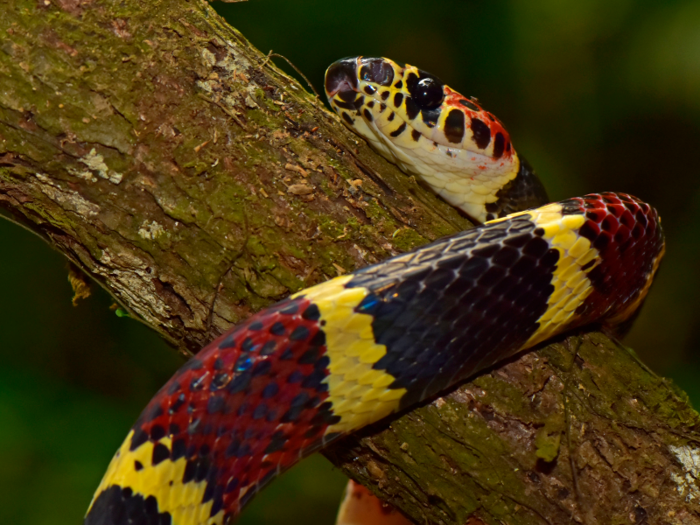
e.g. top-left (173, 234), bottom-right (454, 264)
top-left (84, 57), bottom-right (665, 525)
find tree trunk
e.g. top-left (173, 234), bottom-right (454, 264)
top-left (1, 1), bottom-right (699, 524)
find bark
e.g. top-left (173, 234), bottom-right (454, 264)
top-left (0, 0), bottom-right (469, 355)
top-left (1, 1), bottom-right (700, 524)
top-left (326, 334), bottom-right (700, 525)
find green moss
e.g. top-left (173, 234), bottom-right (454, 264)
top-left (242, 263), bottom-right (289, 300)
top-left (206, 191), bottom-right (249, 224)
top-left (344, 216), bottom-right (360, 230)
top-left (173, 138), bottom-right (215, 175)
top-left (318, 218), bottom-right (345, 238)
top-left (326, 159), bottom-right (355, 181)
top-left (362, 198), bottom-right (388, 222)
top-left (246, 236), bottom-right (269, 257)
top-left (254, 88), bottom-right (282, 112)
top-left (245, 107), bottom-right (285, 129)
top-left (0, 113), bottom-right (57, 162)
top-left (391, 227), bottom-right (427, 252)
top-left (314, 176), bottom-right (336, 198)
top-left (24, 201), bottom-right (73, 232)
top-left (286, 138), bottom-right (313, 158)
top-left (268, 265), bottom-right (304, 293)
top-left (474, 375), bottom-right (530, 416)
top-left (534, 417), bottom-right (563, 462)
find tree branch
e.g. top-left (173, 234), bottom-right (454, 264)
top-left (327, 333), bottom-right (700, 524)
top-left (0, 0), bottom-right (468, 354)
top-left (2, 1), bottom-right (699, 524)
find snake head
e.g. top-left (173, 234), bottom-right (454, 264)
top-left (324, 56), bottom-right (524, 222)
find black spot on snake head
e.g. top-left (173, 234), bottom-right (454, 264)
top-left (325, 58), bottom-right (359, 102)
top-left (410, 76), bottom-right (445, 110)
top-left (493, 132), bottom-right (505, 159)
top-left (405, 72), bottom-right (419, 93)
top-left (444, 109), bottom-right (466, 144)
top-left (459, 98), bottom-right (480, 111)
top-left (357, 57), bottom-right (395, 86)
top-left (405, 97), bottom-right (420, 120)
top-left (421, 107), bottom-right (440, 128)
top-left (470, 117), bottom-right (491, 150)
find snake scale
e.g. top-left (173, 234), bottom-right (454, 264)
top-left (84, 57), bottom-right (665, 525)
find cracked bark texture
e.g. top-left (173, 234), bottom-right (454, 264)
top-left (1, 1), bottom-right (700, 524)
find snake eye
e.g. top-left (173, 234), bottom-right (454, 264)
top-left (411, 77), bottom-right (445, 110)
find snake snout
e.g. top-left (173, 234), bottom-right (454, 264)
top-left (357, 57), bottom-right (395, 86)
top-left (325, 58), bottom-right (359, 102)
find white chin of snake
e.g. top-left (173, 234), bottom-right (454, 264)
top-left (348, 112), bottom-right (519, 223)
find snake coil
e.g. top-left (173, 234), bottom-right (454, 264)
top-left (84, 57), bottom-right (665, 525)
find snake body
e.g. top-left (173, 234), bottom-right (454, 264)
top-left (84, 58), bottom-right (665, 525)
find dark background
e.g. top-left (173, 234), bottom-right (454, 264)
top-left (2, 1), bottom-right (699, 523)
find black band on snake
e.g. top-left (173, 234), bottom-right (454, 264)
top-left (84, 57), bottom-right (665, 525)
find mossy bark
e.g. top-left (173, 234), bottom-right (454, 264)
top-left (327, 334), bottom-right (700, 524)
top-left (0, 0), bottom-right (469, 355)
top-left (1, 1), bottom-right (700, 524)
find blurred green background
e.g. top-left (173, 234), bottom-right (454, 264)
top-left (2, 0), bottom-right (700, 523)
